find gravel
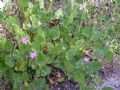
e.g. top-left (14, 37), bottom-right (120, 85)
top-left (51, 80), bottom-right (80, 90)
top-left (96, 55), bottom-right (120, 90)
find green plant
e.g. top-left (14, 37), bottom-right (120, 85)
top-left (0, 0), bottom-right (119, 89)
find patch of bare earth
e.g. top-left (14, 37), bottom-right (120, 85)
top-left (97, 55), bottom-right (120, 90)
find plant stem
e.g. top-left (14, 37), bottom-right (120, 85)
top-left (47, 0), bottom-right (54, 13)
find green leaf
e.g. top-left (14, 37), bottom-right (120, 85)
top-left (33, 29), bottom-right (45, 45)
top-left (55, 8), bottom-right (64, 19)
top-left (71, 69), bottom-right (85, 84)
top-left (117, 0), bottom-right (120, 3)
top-left (36, 52), bottom-right (50, 66)
top-left (82, 27), bottom-right (93, 38)
top-left (36, 66), bottom-right (51, 77)
top-left (32, 78), bottom-right (48, 89)
top-left (48, 27), bottom-right (60, 40)
top-left (81, 85), bottom-right (94, 90)
top-left (19, 0), bottom-right (29, 8)
top-left (28, 60), bottom-right (36, 69)
top-left (7, 16), bottom-right (19, 26)
top-left (15, 27), bottom-right (26, 37)
top-left (0, 38), bottom-right (6, 49)
top-left (21, 72), bottom-right (29, 81)
top-left (66, 48), bottom-right (77, 60)
top-left (93, 74), bottom-right (102, 85)
top-left (40, 12), bottom-right (53, 23)
top-left (19, 44), bottom-right (31, 55)
top-left (76, 39), bottom-right (85, 47)
top-left (0, 12), bottom-right (5, 20)
top-left (76, 0), bottom-right (84, 3)
top-left (95, 47), bottom-right (109, 57)
top-left (26, 2), bottom-right (34, 16)
top-left (13, 73), bottom-right (21, 88)
top-left (84, 61), bottom-right (102, 75)
top-left (32, 30), bottom-right (45, 50)
top-left (93, 40), bottom-right (103, 49)
top-left (102, 87), bottom-right (113, 90)
top-left (105, 14), bottom-right (110, 21)
top-left (66, 15), bottom-right (74, 25)
top-left (22, 86), bottom-right (32, 90)
top-left (91, 30), bottom-right (103, 41)
top-left (38, 0), bottom-right (44, 9)
top-left (64, 59), bottom-right (74, 72)
top-left (13, 87), bottom-right (19, 90)
top-left (30, 15), bottom-right (37, 27)
top-left (4, 40), bottom-right (13, 51)
top-left (0, 62), bottom-right (7, 72)
top-left (4, 55), bottom-right (14, 68)
top-left (105, 51), bottom-right (113, 62)
top-left (15, 60), bottom-right (26, 71)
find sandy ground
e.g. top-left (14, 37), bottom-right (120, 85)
top-left (96, 55), bottom-right (120, 90)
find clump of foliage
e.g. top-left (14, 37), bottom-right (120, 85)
top-left (0, 0), bottom-right (120, 89)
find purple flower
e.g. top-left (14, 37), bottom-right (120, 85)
top-left (21, 37), bottom-right (29, 44)
top-left (83, 55), bottom-right (90, 62)
top-left (29, 51), bottom-right (37, 59)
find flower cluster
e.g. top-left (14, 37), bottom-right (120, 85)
top-left (21, 37), bottom-right (29, 45)
top-left (83, 55), bottom-right (90, 62)
top-left (21, 37), bottom-right (37, 59)
top-left (29, 51), bottom-right (37, 59)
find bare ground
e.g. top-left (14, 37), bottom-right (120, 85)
top-left (97, 55), bottom-right (120, 90)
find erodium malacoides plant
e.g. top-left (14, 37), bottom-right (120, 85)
top-left (0, 0), bottom-right (120, 89)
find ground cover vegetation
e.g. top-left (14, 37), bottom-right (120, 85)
top-left (0, 0), bottom-right (120, 90)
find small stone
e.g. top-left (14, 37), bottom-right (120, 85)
top-left (57, 87), bottom-right (60, 90)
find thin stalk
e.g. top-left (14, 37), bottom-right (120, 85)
top-left (47, 0), bottom-right (54, 13)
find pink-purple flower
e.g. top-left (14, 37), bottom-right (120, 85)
top-left (21, 37), bottom-right (29, 44)
top-left (29, 51), bottom-right (37, 59)
top-left (83, 55), bottom-right (90, 62)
